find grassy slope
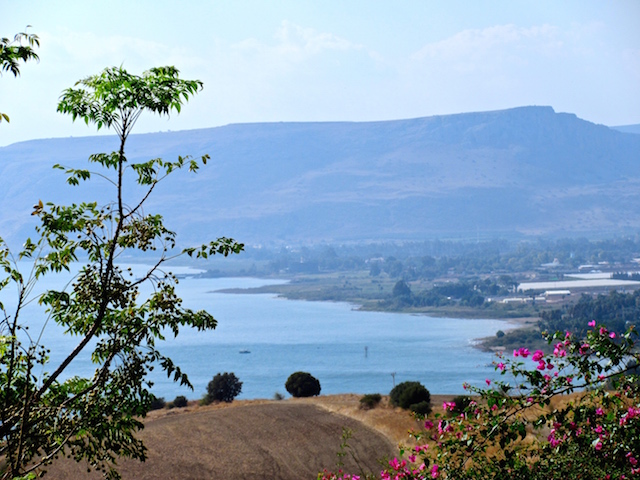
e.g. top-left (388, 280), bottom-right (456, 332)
top-left (44, 396), bottom-right (409, 480)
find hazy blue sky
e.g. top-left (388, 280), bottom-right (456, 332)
top-left (2, 1), bottom-right (639, 146)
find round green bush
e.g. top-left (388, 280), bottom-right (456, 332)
top-left (285, 371), bottom-right (321, 398)
top-left (359, 393), bottom-right (382, 410)
top-left (389, 381), bottom-right (431, 412)
top-left (409, 400), bottom-right (432, 416)
top-left (206, 372), bottom-right (243, 403)
top-left (172, 395), bottom-right (188, 408)
top-left (451, 395), bottom-right (473, 416)
top-left (148, 395), bottom-right (166, 411)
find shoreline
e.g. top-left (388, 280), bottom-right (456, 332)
top-left (215, 284), bottom-right (540, 351)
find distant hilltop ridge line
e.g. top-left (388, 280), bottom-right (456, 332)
top-left (2, 105), bottom-right (640, 245)
top-left (5, 105), bottom-right (636, 147)
top-left (5, 105), bottom-right (640, 149)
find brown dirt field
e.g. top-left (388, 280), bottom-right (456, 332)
top-left (43, 396), bottom-right (408, 480)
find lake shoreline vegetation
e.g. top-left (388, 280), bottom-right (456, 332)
top-left (189, 235), bottom-right (640, 353)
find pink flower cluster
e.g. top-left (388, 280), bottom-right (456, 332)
top-left (380, 457), bottom-right (429, 480)
top-left (318, 469), bottom-right (360, 480)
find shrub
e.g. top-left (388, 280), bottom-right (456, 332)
top-left (375, 322), bottom-right (640, 480)
top-left (148, 395), bottom-right (166, 411)
top-left (273, 392), bottom-right (285, 401)
top-left (450, 394), bottom-right (473, 416)
top-left (285, 371), bottom-right (321, 397)
top-left (409, 400), bottom-right (432, 416)
top-left (359, 393), bottom-right (382, 410)
top-left (206, 372), bottom-right (243, 403)
top-left (389, 381), bottom-right (431, 412)
top-left (496, 330), bottom-right (505, 338)
top-left (172, 395), bottom-right (188, 408)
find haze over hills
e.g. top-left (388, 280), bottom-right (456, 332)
top-left (1, 106), bottom-right (640, 248)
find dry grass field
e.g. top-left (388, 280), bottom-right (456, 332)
top-left (38, 392), bottom-right (589, 479)
top-left (43, 394), bottom-right (442, 480)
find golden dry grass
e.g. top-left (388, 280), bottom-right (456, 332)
top-left (37, 392), bottom-right (588, 479)
top-left (43, 395), bottom-right (407, 480)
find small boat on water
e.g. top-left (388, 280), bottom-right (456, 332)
top-left (239, 350), bottom-right (251, 354)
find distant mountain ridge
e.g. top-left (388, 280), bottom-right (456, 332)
top-left (2, 106), bottom-right (640, 246)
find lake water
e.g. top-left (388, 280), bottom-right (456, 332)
top-left (2, 264), bottom-right (511, 401)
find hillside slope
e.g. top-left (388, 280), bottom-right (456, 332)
top-left (44, 400), bottom-right (397, 480)
top-left (2, 106), bottom-right (639, 246)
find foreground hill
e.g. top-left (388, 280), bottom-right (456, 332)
top-left (2, 106), bottom-right (640, 246)
top-left (45, 397), bottom-right (405, 480)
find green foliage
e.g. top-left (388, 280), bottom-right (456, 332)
top-left (409, 400), bottom-right (432, 416)
top-left (359, 393), bottom-right (382, 410)
top-left (1, 28), bottom-right (39, 123)
top-left (377, 323), bottom-right (640, 479)
top-left (172, 395), bottom-right (188, 408)
top-left (0, 66), bottom-right (243, 479)
top-left (541, 290), bottom-right (638, 339)
top-left (392, 280), bottom-right (411, 298)
top-left (450, 394), bottom-right (473, 416)
top-left (389, 381), bottom-right (431, 414)
top-left (148, 395), bottom-right (166, 411)
top-left (206, 372), bottom-right (243, 403)
top-left (285, 371), bottom-right (321, 398)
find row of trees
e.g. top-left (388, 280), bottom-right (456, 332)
top-left (151, 370), bottom-right (322, 409)
top-left (237, 236), bottom-right (640, 280)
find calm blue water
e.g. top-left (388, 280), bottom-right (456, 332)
top-left (2, 264), bottom-right (510, 401)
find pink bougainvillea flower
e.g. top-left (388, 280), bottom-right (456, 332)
top-left (430, 464), bottom-right (440, 478)
top-left (443, 401), bottom-right (456, 411)
top-left (532, 350), bottom-right (544, 361)
top-left (596, 408), bottom-right (604, 416)
top-left (537, 361), bottom-right (546, 370)
top-left (485, 379), bottom-right (491, 386)
top-left (424, 420), bottom-right (434, 430)
top-left (588, 320), bottom-right (596, 327)
top-left (609, 332), bottom-right (616, 339)
top-left (599, 327), bottom-right (608, 335)
top-left (497, 362), bottom-right (506, 371)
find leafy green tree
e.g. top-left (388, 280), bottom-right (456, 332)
top-left (0, 66), bottom-right (243, 479)
top-left (389, 381), bottom-right (431, 414)
top-left (285, 371), bottom-right (321, 397)
top-left (171, 395), bottom-right (188, 408)
top-left (205, 372), bottom-right (243, 403)
top-left (392, 280), bottom-right (411, 298)
top-left (1, 29), bottom-right (39, 123)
